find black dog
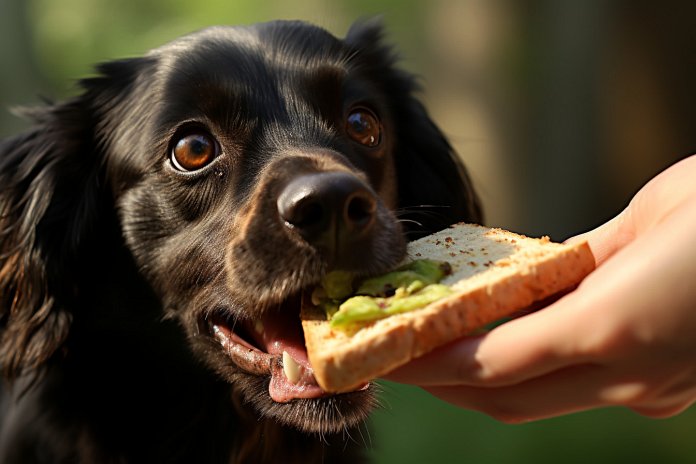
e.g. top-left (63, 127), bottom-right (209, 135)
top-left (0, 20), bottom-right (481, 463)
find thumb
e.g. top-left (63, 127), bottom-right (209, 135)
top-left (565, 207), bottom-right (634, 267)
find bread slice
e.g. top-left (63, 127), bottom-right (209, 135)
top-left (301, 223), bottom-right (595, 393)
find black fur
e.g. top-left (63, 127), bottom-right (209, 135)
top-left (0, 20), bottom-right (481, 463)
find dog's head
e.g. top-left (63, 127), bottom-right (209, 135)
top-left (0, 20), bottom-right (480, 435)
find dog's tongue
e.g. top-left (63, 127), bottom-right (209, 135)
top-left (255, 308), bottom-right (328, 403)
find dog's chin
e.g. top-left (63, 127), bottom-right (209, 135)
top-left (232, 372), bottom-right (378, 435)
top-left (199, 289), bottom-right (379, 435)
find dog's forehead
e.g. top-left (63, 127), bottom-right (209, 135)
top-left (148, 22), bottom-right (358, 128)
top-left (155, 23), bottom-right (351, 92)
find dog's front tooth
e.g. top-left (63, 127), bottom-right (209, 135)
top-left (282, 351), bottom-right (301, 384)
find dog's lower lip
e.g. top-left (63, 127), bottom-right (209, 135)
top-left (212, 324), bottom-right (272, 376)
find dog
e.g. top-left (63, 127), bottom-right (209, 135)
top-left (0, 20), bottom-right (481, 463)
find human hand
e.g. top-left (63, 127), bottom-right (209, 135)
top-left (384, 155), bottom-right (696, 423)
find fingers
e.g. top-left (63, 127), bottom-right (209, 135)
top-left (421, 364), bottom-right (609, 423)
top-left (630, 370), bottom-right (696, 419)
top-left (421, 364), bottom-right (692, 424)
top-left (384, 292), bottom-right (594, 387)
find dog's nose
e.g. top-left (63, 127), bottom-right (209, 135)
top-left (277, 172), bottom-right (378, 261)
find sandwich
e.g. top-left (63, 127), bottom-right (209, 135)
top-left (300, 223), bottom-right (595, 393)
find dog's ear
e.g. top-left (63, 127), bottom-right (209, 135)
top-left (346, 20), bottom-right (483, 237)
top-left (0, 58), bottom-right (147, 380)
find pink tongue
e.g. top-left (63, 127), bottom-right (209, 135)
top-left (255, 307), bottom-right (328, 403)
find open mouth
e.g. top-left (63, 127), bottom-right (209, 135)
top-left (208, 292), bottom-right (364, 403)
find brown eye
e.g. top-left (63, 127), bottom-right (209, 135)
top-left (171, 133), bottom-right (218, 171)
top-left (346, 108), bottom-right (381, 147)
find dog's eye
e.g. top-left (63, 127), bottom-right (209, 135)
top-left (346, 109), bottom-right (381, 148)
top-left (171, 133), bottom-right (218, 171)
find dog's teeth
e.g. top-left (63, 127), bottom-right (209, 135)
top-left (311, 287), bottom-right (326, 306)
top-left (254, 320), bottom-right (264, 334)
top-left (282, 351), bottom-right (301, 384)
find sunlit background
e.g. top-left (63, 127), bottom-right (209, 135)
top-left (2, 1), bottom-right (695, 462)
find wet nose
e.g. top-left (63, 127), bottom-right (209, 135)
top-left (277, 172), bottom-right (378, 261)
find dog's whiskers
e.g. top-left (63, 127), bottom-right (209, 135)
top-left (396, 218), bottom-right (423, 227)
top-left (395, 204), bottom-right (451, 219)
top-left (395, 204), bottom-right (456, 235)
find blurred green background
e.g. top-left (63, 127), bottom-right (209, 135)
top-left (2, 0), bottom-right (695, 462)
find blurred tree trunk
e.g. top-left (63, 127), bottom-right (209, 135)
top-left (601, 2), bottom-right (696, 206)
top-left (0, 0), bottom-right (44, 136)
top-left (515, 1), bottom-right (609, 239)
top-left (509, 1), bottom-right (695, 239)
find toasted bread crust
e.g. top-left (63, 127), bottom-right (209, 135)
top-left (302, 223), bottom-right (595, 393)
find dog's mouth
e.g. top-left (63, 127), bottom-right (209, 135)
top-left (208, 293), bottom-right (364, 403)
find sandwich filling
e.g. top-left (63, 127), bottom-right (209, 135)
top-left (313, 259), bottom-right (453, 331)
